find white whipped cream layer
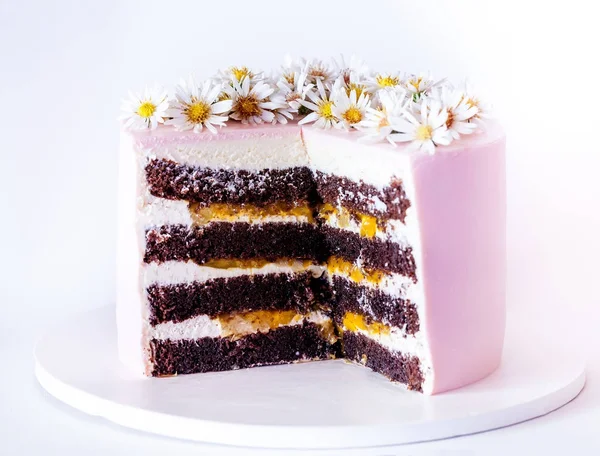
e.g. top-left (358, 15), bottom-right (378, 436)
top-left (139, 196), bottom-right (313, 227)
top-left (150, 310), bottom-right (331, 341)
top-left (145, 134), bottom-right (308, 170)
top-left (303, 128), bottom-right (412, 190)
top-left (143, 260), bottom-right (325, 287)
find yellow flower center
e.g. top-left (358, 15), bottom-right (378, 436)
top-left (186, 100), bottom-right (211, 124)
top-left (408, 77), bottom-right (423, 90)
top-left (343, 107), bottom-right (363, 124)
top-left (284, 72), bottom-right (295, 85)
top-left (378, 113), bottom-right (390, 129)
top-left (231, 66), bottom-right (251, 81)
top-left (137, 101), bottom-right (156, 118)
top-left (345, 84), bottom-right (367, 98)
top-left (218, 92), bottom-right (231, 102)
top-left (446, 109), bottom-right (454, 129)
top-left (465, 97), bottom-right (478, 109)
top-left (309, 66), bottom-right (328, 80)
top-left (286, 92), bottom-right (300, 103)
top-left (415, 125), bottom-right (433, 140)
top-left (234, 95), bottom-right (261, 119)
top-left (376, 75), bottom-right (400, 87)
top-left (318, 101), bottom-right (335, 120)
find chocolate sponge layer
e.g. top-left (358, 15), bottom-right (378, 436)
top-left (145, 160), bottom-right (319, 207)
top-left (144, 222), bottom-right (327, 264)
top-left (331, 276), bottom-right (420, 335)
top-left (148, 272), bottom-right (330, 325)
top-left (150, 321), bottom-right (340, 376)
top-left (144, 160), bottom-right (410, 221)
top-left (145, 223), bottom-right (416, 277)
top-left (342, 331), bottom-right (424, 392)
top-left (314, 171), bottom-right (410, 222)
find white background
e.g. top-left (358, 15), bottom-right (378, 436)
top-left (1, 0), bottom-right (599, 453)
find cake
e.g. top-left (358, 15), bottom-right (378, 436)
top-left (117, 57), bottom-right (506, 394)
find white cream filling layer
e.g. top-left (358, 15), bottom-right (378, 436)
top-left (146, 134), bottom-right (308, 170)
top-left (303, 129), bottom-right (413, 190)
top-left (139, 196), bottom-right (192, 226)
top-left (139, 196), bottom-right (313, 227)
top-left (150, 310), bottom-right (331, 341)
top-left (143, 260), bottom-right (325, 287)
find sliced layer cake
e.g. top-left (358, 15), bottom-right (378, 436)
top-left (117, 122), bottom-right (505, 394)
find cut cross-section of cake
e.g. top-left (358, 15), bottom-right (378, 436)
top-left (118, 125), bottom-right (339, 379)
top-left (117, 121), bottom-right (505, 394)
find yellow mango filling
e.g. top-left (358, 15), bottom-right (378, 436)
top-left (342, 312), bottom-right (391, 337)
top-left (189, 202), bottom-right (314, 225)
top-left (317, 203), bottom-right (380, 238)
top-left (218, 309), bottom-right (336, 342)
top-left (203, 258), bottom-right (314, 269)
top-left (326, 256), bottom-right (385, 284)
top-left (219, 310), bottom-right (300, 339)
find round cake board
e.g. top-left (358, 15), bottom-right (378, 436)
top-left (34, 306), bottom-right (585, 449)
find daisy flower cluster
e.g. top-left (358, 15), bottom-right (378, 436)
top-left (120, 56), bottom-right (490, 154)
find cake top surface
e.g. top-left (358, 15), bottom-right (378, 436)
top-left (120, 55), bottom-right (496, 155)
top-left (126, 120), bottom-right (504, 157)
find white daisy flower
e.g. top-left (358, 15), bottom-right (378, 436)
top-left (331, 83), bottom-right (371, 131)
top-left (360, 88), bottom-right (410, 144)
top-left (434, 86), bottom-right (479, 139)
top-left (281, 54), bottom-right (304, 76)
top-left (165, 77), bottom-right (233, 134)
top-left (302, 58), bottom-right (336, 86)
top-left (404, 73), bottom-right (446, 101)
top-left (269, 91), bottom-right (295, 124)
top-left (298, 79), bottom-right (339, 129)
top-left (276, 70), bottom-right (312, 112)
top-left (120, 86), bottom-right (169, 130)
top-left (225, 76), bottom-right (279, 125)
top-left (333, 54), bottom-right (369, 85)
top-left (366, 72), bottom-right (404, 94)
top-left (214, 66), bottom-right (264, 88)
top-left (334, 68), bottom-right (371, 102)
top-left (389, 99), bottom-right (450, 154)
top-left (461, 82), bottom-right (491, 125)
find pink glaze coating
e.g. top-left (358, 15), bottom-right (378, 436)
top-left (129, 122), bottom-right (302, 148)
top-left (411, 127), bottom-right (506, 393)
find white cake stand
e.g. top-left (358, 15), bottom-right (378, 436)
top-left (34, 306), bottom-right (585, 449)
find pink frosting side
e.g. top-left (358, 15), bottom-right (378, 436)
top-left (411, 128), bottom-right (506, 394)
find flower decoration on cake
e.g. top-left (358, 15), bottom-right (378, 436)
top-left (120, 86), bottom-right (170, 130)
top-left (360, 88), bottom-right (410, 144)
top-left (333, 54), bottom-right (370, 86)
top-left (215, 66), bottom-right (261, 84)
top-left (165, 77), bottom-right (233, 134)
top-left (388, 99), bottom-right (451, 154)
top-left (302, 58), bottom-right (336, 86)
top-left (332, 86), bottom-right (371, 131)
top-left (274, 69), bottom-right (313, 113)
top-left (367, 72), bottom-right (404, 93)
top-left (225, 76), bottom-right (283, 125)
top-left (434, 86), bottom-right (478, 139)
top-left (404, 73), bottom-right (446, 101)
top-left (298, 79), bottom-right (340, 129)
top-left (120, 56), bottom-right (490, 152)
top-left (460, 82), bottom-right (490, 126)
